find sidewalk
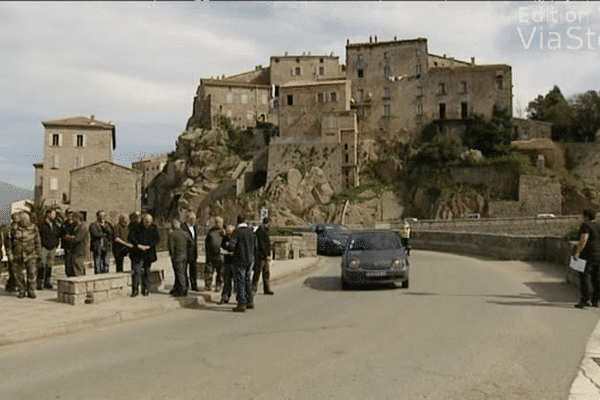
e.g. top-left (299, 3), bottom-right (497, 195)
top-left (0, 254), bottom-right (324, 347)
top-left (569, 316), bottom-right (600, 399)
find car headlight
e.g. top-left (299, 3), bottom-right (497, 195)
top-left (391, 259), bottom-right (404, 269)
top-left (349, 259), bottom-right (360, 269)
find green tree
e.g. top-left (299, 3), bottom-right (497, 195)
top-left (25, 197), bottom-right (48, 225)
top-left (569, 90), bottom-right (600, 142)
top-left (527, 85), bottom-right (574, 141)
top-left (463, 107), bottom-right (513, 157)
top-left (409, 133), bottom-right (464, 169)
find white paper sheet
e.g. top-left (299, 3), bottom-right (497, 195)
top-left (570, 256), bottom-right (587, 273)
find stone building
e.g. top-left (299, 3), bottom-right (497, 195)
top-left (513, 118), bottom-right (552, 140)
top-left (188, 53), bottom-right (345, 130)
top-left (274, 79), bottom-right (358, 189)
top-left (34, 116), bottom-right (115, 208)
top-left (131, 155), bottom-right (169, 191)
top-left (69, 161), bottom-right (141, 223)
top-left (345, 37), bottom-right (512, 142)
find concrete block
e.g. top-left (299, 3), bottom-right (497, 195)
top-left (93, 291), bottom-right (108, 303)
top-left (94, 279), bottom-right (111, 292)
top-left (68, 293), bottom-right (87, 306)
top-left (111, 276), bottom-right (128, 289)
top-left (73, 281), bottom-right (88, 295)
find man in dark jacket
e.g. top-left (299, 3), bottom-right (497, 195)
top-left (232, 215), bottom-right (255, 312)
top-left (60, 209), bottom-right (76, 277)
top-left (37, 209), bottom-right (61, 289)
top-left (205, 216), bottom-right (224, 292)
top-left (574, 209), bottom-right (600, 308)
top-left (252, 217), bottom-right (273, 295)
top-left (181, 212), bottom-right (200, 292)
top-left (219, 224), bottom-right (236, 304)
top-left (128, 214), bottom-right (160, 297)
top-left (89, 210), bottom-right (113, 274)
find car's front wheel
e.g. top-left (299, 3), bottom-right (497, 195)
top-left (341, 275), bottom-right (351, 290)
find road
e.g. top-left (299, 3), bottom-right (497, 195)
top-left (0, 251), bottom-right (598, 400)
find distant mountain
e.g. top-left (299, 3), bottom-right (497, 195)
top-left (0, 182), bottom-right (33, 225)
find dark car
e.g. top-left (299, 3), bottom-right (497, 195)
top-left (312, 223), bottom-right (349, 256)
top-left (341, 230), bottom-right (409, 290)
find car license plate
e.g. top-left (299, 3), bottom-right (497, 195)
top-left (366, 271), bottom-right (387, 277)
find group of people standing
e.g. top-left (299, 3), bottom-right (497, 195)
top-left (167, 213), bottom-right (273, 312)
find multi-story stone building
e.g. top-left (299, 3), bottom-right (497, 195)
top-left (346, 37), bottom-right (512, 142)
top-left (269, 79), bottom-right (359, 190)
top-left (188, 53), bottom-right (345, 130)
top-left (131, 155), bottom-right (169, 191)
top-left (34, 116), bottom-right (115, 207)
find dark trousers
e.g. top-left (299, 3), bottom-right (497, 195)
top-left (252, 257), bottom-right (271, 293)
top-left (113, 248), bottom-right (128, 273)
top-left (579, 261), bottom-right (600, 304)
top-left (171, 258), bottom-right (188, 295)
top-left (221, 263), bottom-right (233, 301)
top-left (14, 258), bottom-right (36, 295)
top-left (233, 263), bottom-right (253, 306)
top-left (64, 249), bottom-right (75, 277)
top-left (132, 258), bottom-right (152, 293)
top-left (37, 247), bottom-right (55, 288)
top-left (93, 249), bottom-right (110, 274)
top-left (186, 258), bottom-right (198, 290)
top-left (205, 257), bottom-right (223, 290)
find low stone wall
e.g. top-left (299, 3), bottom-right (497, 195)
top-left (411, 231), bottom-right (572, 264)
top-left (57, 270), bottom-right (165, 306)
top-left (270, 233), bottom-right (317, 260)
top-left (383, 215), bottom-right (580, 237)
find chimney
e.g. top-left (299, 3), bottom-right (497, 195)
top-left (346, 39), bottom-right (349, 45)
top-left (369, 36), bottom-right (372, 43)
top-left (394, 36), bottom-right (397, 41)
top-left (374, 35), bottom-right (377, 43)
top-left (471, 57), bottom-right (475, 65)
top-left (90, 115), bottom-right (94, 120)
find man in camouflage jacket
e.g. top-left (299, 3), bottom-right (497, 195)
top-left (5, 212), bottom-right (41, 298)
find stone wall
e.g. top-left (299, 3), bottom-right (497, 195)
top-left (267, 140), bottom-right (342, 192)
top-left (488, 175), bottom-right (561, 218)
top-left (410, 231), bottom-right (571, 264)
top-left (270, 233), bottom-right (317, 259)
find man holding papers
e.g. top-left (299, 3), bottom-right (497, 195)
top-left (574, 209), bottom-right (600, 308)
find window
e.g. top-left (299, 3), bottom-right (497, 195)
top-left (74, 156), bottom-right (83, 168)
top-left (319, 58), bottom-right (324, 63)
top-left (384, 66), bottom-right (391, 77)
top-left (319, 66), bottom-right (325, 76)
top-left (345, 154), bottom-right (349, 163)
top-left (287, 95), bottom-right (293, 106)
top-left (295, 67), bottom-right (301, 76)
top-left (76, 134), bottom-right (84, 147)
top-left (226, 93), bottom-right (233, 104)
top-left (273, 99), bottom-right (279, 109)
top-left (384, 104), bottom-right (391, 117)
top-left (274, 85), bottom-right (280, 97)
top-left (357, 69), bottom-right (364, 78)
top-left (50, 177), bottom-right (58, 191)
top-left (328, 114), bottom-right (336, 128)
top-left (358, 107), bottom-right (366, 117)
top-left (51, 133), bottom-right (61, 147)
top-left (246, 111), bottom-right (253, 120)
top-left (461, 102), bottom-right (468, 119)
top-left (417, 86), bottom-right (424, 97)
top-left (51, 155), bottom-right (59, 169)
top-left (383, 87), bottom-right (391, 99)
top-left (317, 93), bottom-right (324, 103)
top-left (522, 127), bottom-right (530, 139)
top-left (460, 81), bottom-right (468, 93)
top-left (241, 94), bottom-right (248, 104)
top-left (416, 48), bottom-right (421, 56)
top-left (384, 52), bottom-right (389, 59)
top-left (438, 83), bottom-right (446, 95)
top-left (357, 89), bottom-right (364, 102)
top-left (344, 144), bottom-right (349, 150)
top-left (417, 103), bottom-right (424, 116)
top-left (330, 92), bottom-right (337, 102)
top-left (415, 64), bottom-right (422, 76)
top-left (358, 54), bottom-right (364, 62)
top-left (439, 103), bottom-right (446, 119)
top-left (495, 75), bottom-right (504, 89)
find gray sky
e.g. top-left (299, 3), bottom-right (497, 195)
top-left (2, 1), bottom-right (599, 190)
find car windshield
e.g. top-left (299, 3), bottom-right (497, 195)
top-left (348, 232), bottom-right (401, 251)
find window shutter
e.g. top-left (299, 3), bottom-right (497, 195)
top-left (72, 134), bottom-right (77, 147)
top-left (58, 134), bottom-right (63, 147)
top-left (83, 134), bottom-right (87, 147)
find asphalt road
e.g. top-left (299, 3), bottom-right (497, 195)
top-left (0, 251), bottom-right (598, 400)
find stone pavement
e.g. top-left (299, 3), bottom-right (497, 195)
top-left (0, 253), bottom-right (324, 347)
